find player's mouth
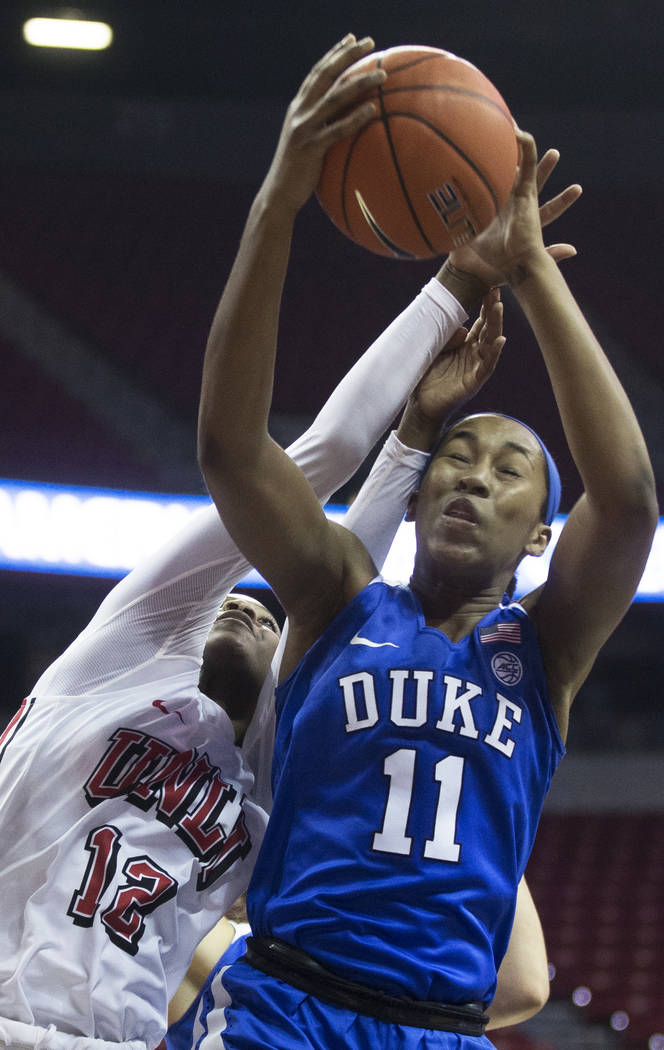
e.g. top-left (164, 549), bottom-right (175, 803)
top-left (443, 497), bottom-right (480, 526)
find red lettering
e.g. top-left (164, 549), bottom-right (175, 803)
top-left (197, 810), bottom-right (252, 890)
top-left (179, 775), bottom-right (238, 856)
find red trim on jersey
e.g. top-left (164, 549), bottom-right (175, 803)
top-left (0, 696), bottom-right (36, 763)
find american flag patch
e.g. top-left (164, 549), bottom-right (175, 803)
top-left (479, 622), bottom-right (522, 645)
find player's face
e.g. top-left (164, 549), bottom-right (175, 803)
top-left (412, 415), bottom-right (551, 589)
top-left (199, 594), bottom-right (280, 702)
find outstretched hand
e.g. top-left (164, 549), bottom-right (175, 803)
top-left (447, 132), bottom-right (582, 288)
top-left (397, 289), bottom-right (505, 451)
top-left (262, 35), bottom-right (386, 214)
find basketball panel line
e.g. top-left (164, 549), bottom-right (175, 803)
top-left (380, 53), bottom-right (453, 76)
top-left (375, 58), bottom-right (437, 257)
top-left (383, 111), bottom-right (502, 212)
top-left (378, 84), bottom-right (513, 124)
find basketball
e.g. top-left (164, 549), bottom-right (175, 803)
top-left (316, 45), bottom-right (518, 260)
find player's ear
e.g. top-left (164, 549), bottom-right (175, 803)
top-left (524, 523), bottom-right (551, 558)
top-left (405, 491), bottom-right (419, 522)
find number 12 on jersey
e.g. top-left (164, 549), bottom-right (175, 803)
top-left (372, 750), bottom-right (464, 862)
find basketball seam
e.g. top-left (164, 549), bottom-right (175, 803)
top-left (384, 110), bottom-right (501, 212)
top-left (378, 84), bottom-right (513, 124)
top-left (376, 56), bottom-right (436, 256)
top-left (383, 54), bottom-right (445, 74)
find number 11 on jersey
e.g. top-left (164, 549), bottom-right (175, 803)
top-left (372, 750), bottom-right (464, 862)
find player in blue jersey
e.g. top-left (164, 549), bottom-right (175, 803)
top-left (196, 34), bottom-right (657, 1050)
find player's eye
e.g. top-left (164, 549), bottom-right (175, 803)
top-left (259, 617), bottom-right (277, 632)
top-left (499, 465), bottom-right (520, 477)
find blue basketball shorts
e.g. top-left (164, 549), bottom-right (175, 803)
top-left (217, 961), bottom-right (497, 1050)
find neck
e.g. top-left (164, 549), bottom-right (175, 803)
top-left (199, 663), bottom-right (260, 742)
top-left (410, 565), bottom-right (509, 641)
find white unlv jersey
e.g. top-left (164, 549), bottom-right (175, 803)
top-left (0, 504), bottom-right (269, 1048)
top-left (0, 674), bottom-right (265, 1047)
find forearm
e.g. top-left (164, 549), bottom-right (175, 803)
top-left (342, 432), bottom-right (428, 571)
top-left (285, 279), bottom-right (467, 501)
top-left (512, 251), bottom-right (655, 511)
top-left (396, 396), bottom-right (449, 454)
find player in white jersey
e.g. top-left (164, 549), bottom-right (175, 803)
top-left (0, 157), bottom-right (492, 1050)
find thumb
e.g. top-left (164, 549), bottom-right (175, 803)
top-left (444, 327), bottom-right (468, 351)
top-left (547, 243), bottom-right (577, 262)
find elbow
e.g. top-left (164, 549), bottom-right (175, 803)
top-left (518, 969), bottom-right (551, 1019)
top-left (197, 418), bottom-right (268, 495)
top-left (488, 966), bottom-right (550, 1030)
top-left (197, 427), bottom-right (220, 475)
top-left (624, 467), bottom-right (659, 543)
top-left (597, 464), bottom-right (659, 538)
top-left (197, 431), bottom-right (222, 485)
top-left (511, 969), bottom-right (551, 1022)
top-left (642, 469), bottom-right (660, 533)
top-left (629, 461), bottom-right (659, 519)
top-left (197, 422), bottom-right (237, 483)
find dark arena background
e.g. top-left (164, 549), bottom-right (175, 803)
top-left (1, 2), bottom-right (662, 1047)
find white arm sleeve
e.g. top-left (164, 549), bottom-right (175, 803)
top-left (35, 279), bottom-right (464, 697)
top-left (343, 431), bottom-right (429, 572)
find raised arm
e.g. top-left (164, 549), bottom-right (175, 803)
top-left (198, 38), bottom-right (485, 639)
top-left (198, 36), bottom-right (392, 638)
top-left (447, 132), bottom-right (658, 737)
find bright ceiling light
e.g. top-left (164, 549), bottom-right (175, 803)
top-left (23, 16), bottom-right (113, 51)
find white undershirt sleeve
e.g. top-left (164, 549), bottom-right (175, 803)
top-left (343, 431), bottom-right (429, 572)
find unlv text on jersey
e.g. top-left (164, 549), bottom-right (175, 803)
top-left (83, 726), bottom-right (252, 889)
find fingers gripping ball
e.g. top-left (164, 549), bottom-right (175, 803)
top-left (316, 46), bottom-right (518, 260)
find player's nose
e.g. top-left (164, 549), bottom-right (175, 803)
top-left (225, 598), bottom-right (258, 622)
top-left (456, 467), bottom-right (490, 497)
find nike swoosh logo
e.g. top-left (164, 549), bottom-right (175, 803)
top-left (354, 190), bottom-right (416, 260)
top-left (350, 633), bottom-right (399, 649)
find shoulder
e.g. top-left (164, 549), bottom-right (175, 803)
top-left (279, 575), bottom-right (401, 684)
top-left (514, 584), bottom-right (545, 615)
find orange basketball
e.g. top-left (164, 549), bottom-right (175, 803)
top-left (316, 45), bottom-right (518, 260)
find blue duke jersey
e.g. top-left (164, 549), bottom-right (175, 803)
top-left (248, 580), bottom-right (565, 1006)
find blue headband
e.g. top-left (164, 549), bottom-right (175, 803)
top-left (428, 412), bottom-right (562, 525)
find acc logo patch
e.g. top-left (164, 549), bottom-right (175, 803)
top-left (491, 651), bottom-right (523, 686)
